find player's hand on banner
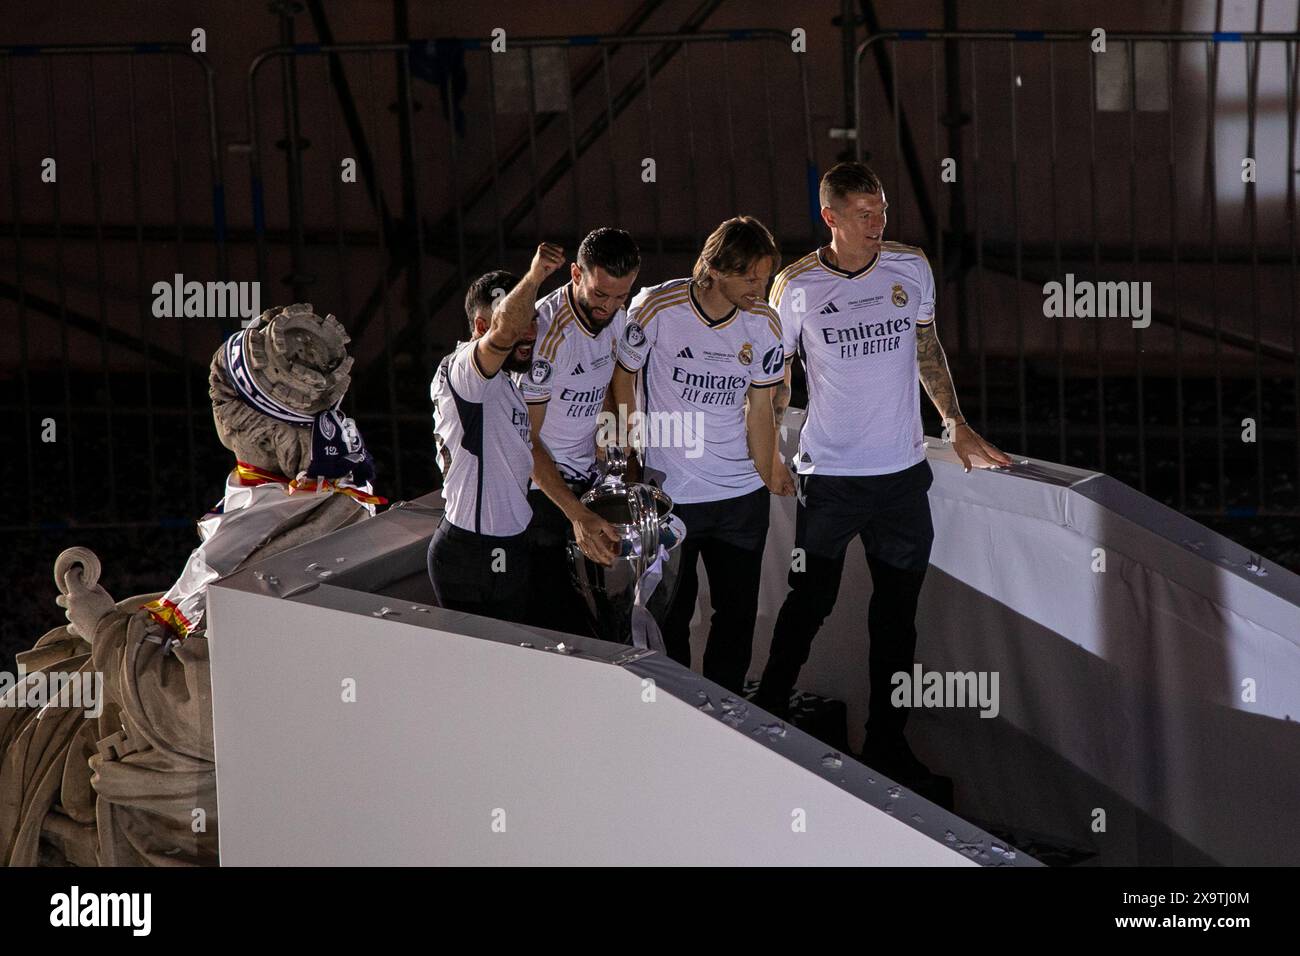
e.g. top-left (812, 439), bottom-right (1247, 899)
top-left (572, 506), bottom-right (621, 566)
top-left (527, 242), bottom-right (566, 283)
top-left (952, 423), bottom-right (1012, 472)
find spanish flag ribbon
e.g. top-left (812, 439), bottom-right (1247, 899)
top-left (288, 476), bottom-right (388, 507)
top-left (141, 597), bottom-right (194, 638)
top-left (234, 461), bottom-right (291, 486)
top-left (234, 460), bottom-right (387, 506)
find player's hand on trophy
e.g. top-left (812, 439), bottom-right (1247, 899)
top-left (766, 447), bottom-right (795, 496)
top-left (572, 506), bottom-right (621, 566)
top-left (527, 242), bottom-right (566, 283)
top-left (951, 422), bottom-right (1012, 473)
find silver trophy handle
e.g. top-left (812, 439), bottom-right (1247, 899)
top-left (625, 482), bottom-right (659, 587)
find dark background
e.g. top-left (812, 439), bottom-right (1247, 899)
top-left (2, 0), bottom-right (1299, 668)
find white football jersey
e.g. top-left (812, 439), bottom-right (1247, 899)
top-left (519, 282), bottom-right (623, 484)
top-left (620, 277), bottom-right (784, 505)
top-left (431, 341), bottom-right (534, 536)
top-left (771, 242), bottom-right (935, 476)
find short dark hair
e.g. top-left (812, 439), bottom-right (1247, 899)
top-left (464, 269), bottom-right (519, 334)
top-left (577, 227), bottom-right (640, 279)
top-left (692, 216), bottom-right (780, 287)
top-left (819, 161), bottom-right (882, 209)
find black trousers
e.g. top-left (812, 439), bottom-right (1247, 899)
top-left (756, 461), bottom-right (934, 740)
top-left (524, 486), bottom-right (596, 637)
top-left (427, 518), bottom-right (531, 625)
top-left (663, 487), bottom-right (770, 695)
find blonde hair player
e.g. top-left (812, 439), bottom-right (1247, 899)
top-left (754, 162), bottom-right (1010, 800)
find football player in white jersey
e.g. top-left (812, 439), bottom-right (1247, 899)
top-left (428, 243), bottom-right (565, 623)
top-left (754, 162), bottom-right (1009, 792)
top-left (520, 228), bottom-right (638, 635)
top-left (613, 216), bottom-right (795, 694)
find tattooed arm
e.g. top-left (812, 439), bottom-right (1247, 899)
top-left (766, 360), bottom-right (795, 494)
top-left (916, 321), bottom-right (962, 423)
top-left (916, 322), bottom-right (1011, 471)
top-left (773, 362), bottom-right (792, 426)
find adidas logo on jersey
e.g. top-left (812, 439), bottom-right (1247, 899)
top-left (677, 346), bottom-right (694, 359)
top-left (572, 362), bottom-right (586, 375)
top-left (818, 302), bottom-right (841, 314)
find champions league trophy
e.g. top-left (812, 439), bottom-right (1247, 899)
top-left (567, 447), bottom-right (687, 652)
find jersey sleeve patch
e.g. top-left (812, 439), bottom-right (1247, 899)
top-left (758, 341), bottom-right (786, 379)
top-left (616, 314), bottom-right (653, 371)
top-left (519, 354), bottom-right (556, 401)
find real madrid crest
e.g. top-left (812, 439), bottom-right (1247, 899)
top-left (738, 342), bottom-right (754, 365)
top-left (891, 283), bottom-right (908, 307)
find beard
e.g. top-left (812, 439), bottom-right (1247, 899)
top-left (503, 342), bottom-right (534, 373)
top-left (574, 292), bottom-right (616, 331)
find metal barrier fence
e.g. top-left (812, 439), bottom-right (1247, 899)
top-left (853, 30), bottom-right (1300, 516)
top-left (0, 28), bottom-right (814, 533)
top-left (4, 28), bottom-right (1299, 534)
top-left (244, 29), bottom-right (817, 501)
top-left (0, 42), bottom-right (226, 530)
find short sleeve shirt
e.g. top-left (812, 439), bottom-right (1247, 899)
top-left (620, 277), bottom-right (784, 504)
top-left (431, 341), bottom-right (534, 535)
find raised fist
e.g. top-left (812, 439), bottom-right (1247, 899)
top-left (528, 242), bottom-right (566, 283)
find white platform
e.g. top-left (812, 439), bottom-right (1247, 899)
top-left (207, 410), bottom-right (1300, 865)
